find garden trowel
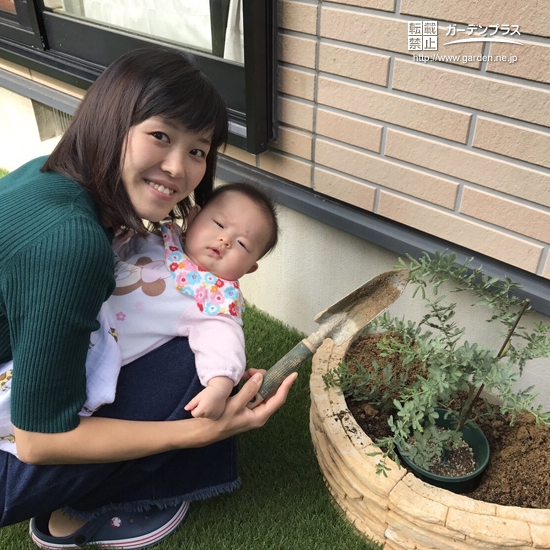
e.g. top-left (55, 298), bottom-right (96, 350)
top-left (248, 268), bottom-right (410, 409)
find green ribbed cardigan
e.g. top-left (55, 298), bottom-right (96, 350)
top-left (0, 157), bottom-right (115, 433)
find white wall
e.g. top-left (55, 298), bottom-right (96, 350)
top-left (0, 87), bottom-right (60, 171)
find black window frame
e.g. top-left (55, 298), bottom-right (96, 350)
top-left (0, 0), bottom-right (276, 153)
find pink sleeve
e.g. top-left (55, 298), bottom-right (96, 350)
top-left (177, 305), bottom-right (246, 387)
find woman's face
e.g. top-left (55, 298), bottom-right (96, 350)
top-left (121, 116), bottom-right (212, 222)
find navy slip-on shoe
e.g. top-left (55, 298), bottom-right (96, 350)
top-left (29, 501), bottom-right (189, 549)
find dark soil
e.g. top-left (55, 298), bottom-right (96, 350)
top-left (344, 333), bottom-right (550, 509)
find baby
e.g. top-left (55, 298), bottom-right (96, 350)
top-left (109, 182), bottom-right (279, 419)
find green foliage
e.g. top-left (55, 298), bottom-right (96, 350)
top-left (0, 167), bottom-right (8, 179)
top-left (323, 358), bottom-right (397, 412)
top-left (327, 251), bottom-right (550, 473)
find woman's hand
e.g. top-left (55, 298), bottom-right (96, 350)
top-left (240, 368), bottom-right (266, 382)
top-left (192, 371), bottom-right (298, 446)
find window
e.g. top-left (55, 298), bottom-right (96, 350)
top-left (0, 0), bottom-right (15, 15)
top-left (0, 0), bottom-right (275, 153)
top-left (32, 100), bottom-right (72, 141)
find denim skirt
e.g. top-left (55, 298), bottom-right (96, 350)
top-left (0, 337), bottom-right (240, 526)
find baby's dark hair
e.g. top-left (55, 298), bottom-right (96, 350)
top-left (208, 183), bottom-right (279, 258)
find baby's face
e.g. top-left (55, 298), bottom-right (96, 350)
top-left (184, 191), bottom-right (271, 280)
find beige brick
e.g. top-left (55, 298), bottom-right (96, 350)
top-left (328, 0), bottom-right (396, 14)
top-left (315, 138), bottom-right (458, 209)
top-left (386, 511), bottom-right (472, 550)
top-left (461, 187), bottom-right (550, 244)
top-left (258, 151), bottom-right (311, 186)
top-left (271, 126), bottom-right (312, 160)
top-left (393, 512), bottom-right (471, 545)
top-left (446, 507), bottom-right (531, 546)
top-left (401, 0), bottom-right (550, 39)
top-left (219, 144), bottom-right (256, 166)
top-left (318, 76), bottom-right (471, 143)
top-left (278, 97), bottom-right (314, 132)
top-left (393, 59), bottom-right (550, 128)
top-left (320, 11), bottom-right (404, 54)
top-left (30, 71), bottom-right (86, 99)
top-left (327, 429), bottom-right (405, 497)
top-left (278, 34), bottom-right (316, 69)
top-left (319, 43), bottom-right (389, 87)
top-left (321, 8), bottom-right (483, 68)
top-left (341, 484), bottom-right (385, 522)
top-left (378, 191), bottom-right (543, 272)
top-left (0, 57), bottom-right (31, 79)
top-left (496, 505), bottom-right (550, 524)
top-left (314, 439), bottom-right (346, 498)
top-left (385, 129), bottom-right (550, 208)
top-left (316, 108), bottom-right (383, 152)
top-left (385, 525), bottom-right (417, 550)
top-left (393, 513), bottom-right (467, 542)
top-left (403, 474), bottom-right (497, 516)
top-left (278, 66), bottom-right (315, 101)
top-left (278, 1), bottom-right (317, 35)
top-left (531, 522), bottom-right (550, 548)
top-left (473, 117), bottom-right (550, 169)
top-left (389, 479), bottom-right (448, 525)
top-left (327, 448), bottom-right (387, 507)
top-left (314, 167), bottom-right (376, 211)
top-left (342, 496), bottom-right (388, 537)
top-left (543, 257), bottom-right (550, 280)
top-left (314, 434), bottom-right (363, 499)
top-left (350, 512), bottom-right (387, 545)
top-left (487, 40), bottom-right (550, 85)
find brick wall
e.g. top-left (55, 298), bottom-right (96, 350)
top-left (225, 0), bottom-right (550, 279)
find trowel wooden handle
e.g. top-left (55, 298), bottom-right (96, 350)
top-left (247, 339), bottom-right (313, 409)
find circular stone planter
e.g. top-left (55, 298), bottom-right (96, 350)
top-left (309, 339), bottom-right (550, 550)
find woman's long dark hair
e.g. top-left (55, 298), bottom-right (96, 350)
top-left (43, 47), bottom-right (228, 234)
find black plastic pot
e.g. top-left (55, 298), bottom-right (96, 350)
top-left (398, 408), bottom-right (490, 494)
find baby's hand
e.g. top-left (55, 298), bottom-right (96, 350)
top-left (185, 377), bottom-right (234, 420)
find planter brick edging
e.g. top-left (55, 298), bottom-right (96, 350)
top-left (309, 339), bottom-right (550, 550)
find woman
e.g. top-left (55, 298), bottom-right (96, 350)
top-left (0, 47), bottom-right (296, 549)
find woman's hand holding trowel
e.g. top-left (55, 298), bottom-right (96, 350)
top-left (247, 269), bottom-right (409, 409)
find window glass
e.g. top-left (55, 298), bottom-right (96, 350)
top-left (44, 0), bottom-right (244, 63)
top-left (0, 0), bottom-right (16, 14)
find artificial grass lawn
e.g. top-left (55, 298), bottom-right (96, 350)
top-left (0, 305), bottom-right (381, 550)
